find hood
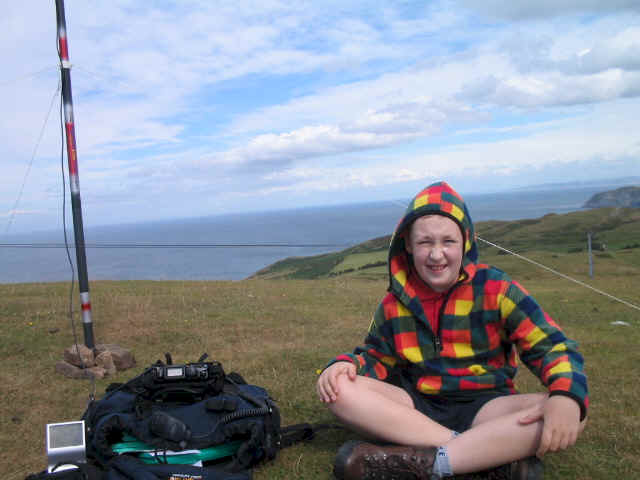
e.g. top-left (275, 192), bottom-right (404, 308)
top-left (388, 181), bottom-right (478, 294)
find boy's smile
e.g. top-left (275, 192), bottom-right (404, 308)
top-left (406, 214), bottom-right (464, 292)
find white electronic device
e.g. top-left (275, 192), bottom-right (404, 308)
top-left (46, 420), bottom-right (87, 473)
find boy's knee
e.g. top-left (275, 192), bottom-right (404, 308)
top-left (526, 393), bottom-right (548, 409)
top-left (326, 375), bottom-right (362, 413)
top-left (336, 373), bottom-right (361, 398)
top-left (509, 392), bottom-right (548, 416)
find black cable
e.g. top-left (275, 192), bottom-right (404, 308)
top-left (0, 242), bottom-right (351, 248)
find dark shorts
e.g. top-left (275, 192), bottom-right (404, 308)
top-left (401, 384), bottom-right (510, 433)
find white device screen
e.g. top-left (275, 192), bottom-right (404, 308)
top-left (49, 423), bottom-right (84, 449)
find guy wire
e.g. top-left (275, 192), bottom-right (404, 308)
top-left (477, 236), bottom-right (640, 313)
top-left (3, 82), bottom-right (61, 236)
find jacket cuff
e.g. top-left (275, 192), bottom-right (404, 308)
top-left (325, 354), bottom-right (360, 373)
top-left (548, 390), bottom-right (588, 421)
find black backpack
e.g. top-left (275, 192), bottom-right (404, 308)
top-left (29, 354), bottom-right (329, 480)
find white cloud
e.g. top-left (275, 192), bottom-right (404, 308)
top-left (236, 98), bottom-right (640, 197)
top-left (224, 124), bottom-right (416, 166)
top-left (2, 0), bottom-right (640, 232)
top-left (460, 0), bottom-right (640, 20)
top-left (565, 27), bottom-right (640, 74)
top-left (461, 69), bottom-right (640, 107)
top-left (210, 97), bottom-right (478, 169)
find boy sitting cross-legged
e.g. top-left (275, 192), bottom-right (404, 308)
top-left (316, 181), bottom-right (588, 479)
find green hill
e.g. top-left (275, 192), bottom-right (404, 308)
top-left (252, 207), bottom-right (640, 280)
top-left (584, 185), bottom-right (640, 208)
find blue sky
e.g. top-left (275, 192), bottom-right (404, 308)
top-left (2, 1), bottom-right (640, 234)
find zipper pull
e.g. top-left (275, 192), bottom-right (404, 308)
top-left (435, 337), bottom-right (442, 352)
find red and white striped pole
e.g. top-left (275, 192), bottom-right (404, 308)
top-left (55, 0), bottom-right (95, 349)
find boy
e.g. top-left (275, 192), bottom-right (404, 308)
top-left (316, 182), bottom-right (588, 479)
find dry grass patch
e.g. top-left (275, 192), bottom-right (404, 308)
top-left (1, 266), bottom-right (638, 479)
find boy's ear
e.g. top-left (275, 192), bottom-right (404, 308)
top-left (404, 234), bottom-right (413, 254)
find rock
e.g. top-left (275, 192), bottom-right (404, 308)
top-left (57, 344), bottom-right (135, 379)
top-left (95, 344), bottom-right (136, 371)
top-left (55, 360), bottom-right (107, 379)
top-left (55, 360), bottom-right (92, 379)
top-left (63, 344), bottom-right (95, 368)
top-left (87, 366), bottom-right (107, 379)
top-left (95, 351), bottom-right (117, 376)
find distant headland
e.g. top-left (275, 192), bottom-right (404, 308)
top-left (583, 186), bottom-right (640, 208)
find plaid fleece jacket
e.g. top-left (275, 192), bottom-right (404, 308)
top-left (331, 181), bottom-right (589, 419)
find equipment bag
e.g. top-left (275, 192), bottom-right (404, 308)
top-left (26, 353), bottom-right (333, 480)
top-left (82, 354), bottom-right (281, 477)
top-left (76, 353), bottom-right (328, 480)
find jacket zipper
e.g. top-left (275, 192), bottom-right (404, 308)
top-left (434, 283), bottom-right (460, 354)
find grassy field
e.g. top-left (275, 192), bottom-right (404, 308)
top-left (2, 209), bottom-right (640, 479)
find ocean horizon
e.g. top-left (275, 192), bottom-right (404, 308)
top-left (0, 185), bottom-right (612, 283)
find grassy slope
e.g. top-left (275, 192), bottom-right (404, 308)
top-left (253, 207), bottom-right (640, 280)
top-left (251, 235), bottom-right (389, 280)
top-left (2, 207), bottom-right (640, 479)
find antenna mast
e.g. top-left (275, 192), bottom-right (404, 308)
top-left (55, 0), bottom-right (95, 349)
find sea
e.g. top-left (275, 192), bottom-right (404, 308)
top-left (0, 185), bottom-right (614, 284)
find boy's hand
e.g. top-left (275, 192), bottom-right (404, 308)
top-left (519, 395), bottom-right (586, 457)
top-left (316, 361), bottom-right (356, 403)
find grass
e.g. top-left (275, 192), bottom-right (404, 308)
top-left (329, 251), bottom-right (386, 275)
top-left (2, 270), bottom-right (639, 479)
top-left (2, 209), bottom-right (640, 479)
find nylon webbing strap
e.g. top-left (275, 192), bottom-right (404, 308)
top-left (279, 423), bottom-right (343, 448)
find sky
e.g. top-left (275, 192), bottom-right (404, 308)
top-left (2, 0), bottom-right (640, 234)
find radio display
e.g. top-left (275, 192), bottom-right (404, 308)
top-left (49, 422), bottom-right (84, 449)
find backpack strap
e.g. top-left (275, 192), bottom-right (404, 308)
top-left (279, 423), bottom-right (344, 449)
top-left (25, 463), bottom-right (103, 480)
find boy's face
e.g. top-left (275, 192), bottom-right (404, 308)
top-left (406, 214), bottom-right (464, 292)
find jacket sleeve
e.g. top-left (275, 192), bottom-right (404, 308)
top-left (326, 302), bottom-right (402, 381)
top-left (500, 280), bottom-right (589, 420)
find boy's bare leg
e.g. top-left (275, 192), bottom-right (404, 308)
top-left (327, 374), bottom-right (454, 447)
top-left (446, 402), bottom-right (544, 473)
top-left (448, 392), bottom-right (588, 473)
top-left (471, 393), bottom-right (548, 426)
top-left (326, 374), bottom-right (551, 474)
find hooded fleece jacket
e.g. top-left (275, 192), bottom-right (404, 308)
top-left (330, 181), bottom-right (588, 420)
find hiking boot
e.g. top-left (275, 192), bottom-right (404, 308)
top-left (453, 464), bottom-right (512, 480)
top-left (333, 440), bottom-right (437, 480)
top-left (512, 456), bottom-right (543, 480)
top-left (453, 456), bottom-right (544, 480)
